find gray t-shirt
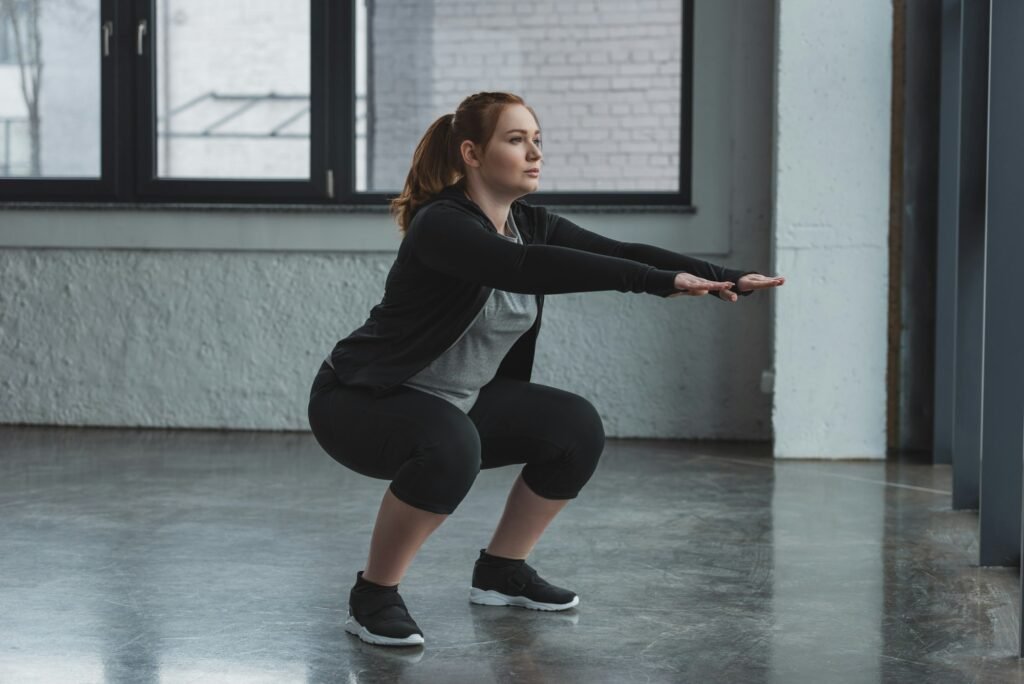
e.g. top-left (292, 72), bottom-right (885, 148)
top-left (400, 210), bottom-right (538, 412)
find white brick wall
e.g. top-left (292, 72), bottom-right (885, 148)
top-left (368, 0), bottom-right (437, 191)
top-left (371, 0), bottom-right (684, 192)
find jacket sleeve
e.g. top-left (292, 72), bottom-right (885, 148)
top-left (546, 210), bottom-right (762, 298)
top-left (407, 203), bottom-right (681, 296)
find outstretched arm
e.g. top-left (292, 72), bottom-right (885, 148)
top-left (407, 202), bottom-right (685, 297)
top-left (545, 211), bottom-right (762, 297)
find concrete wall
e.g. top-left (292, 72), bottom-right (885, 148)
top-left (772, 0), bottom-right (893, 459)
top-left (1, 0), bottom-right (814, 444)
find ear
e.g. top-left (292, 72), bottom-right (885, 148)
top-left (459, 140), bottom-right (481, 169)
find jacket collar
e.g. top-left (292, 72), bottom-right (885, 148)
top-left (435, 184), bottom-right (525, 235)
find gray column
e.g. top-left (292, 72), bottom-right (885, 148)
top-left (978, 0), bottom-right (1024, 567)
top-left (933, 0), bottom-right (960, 469)
top-left (1020, 409), bottom-right (1024, 656)
top-left (898, 1), bottom-right (941, 454)
top-left (950, 0), bottom-right (989, 510)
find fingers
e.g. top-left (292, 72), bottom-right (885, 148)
top-left (670, 273), bottom-right (786, 300)
top-left (690, 281), bottom-right (732, 292)
top-left (674, 273), bottom-right (736, 293)
top-left (672, 277), bottom-right (737, 297)
top-left (733, 274), bottom-right (785, 293)
top-left (747, 276), bottom-right (784, 289)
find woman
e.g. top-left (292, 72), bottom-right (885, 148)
top-left (307, 91), bottom-right (785, 647)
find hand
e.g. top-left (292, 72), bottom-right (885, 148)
top-left (716, 273), bottom-right (786, 302)
top-left (667, 272), bottom-right (735, 298)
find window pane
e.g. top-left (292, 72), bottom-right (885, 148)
top-left (359, 0), bottom-right (683, 193)
top-left (0, 0), bottom-right (100, 178)
top-left (155, 1), bottom-right (310, 179)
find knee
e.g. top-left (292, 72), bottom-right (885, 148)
top-left (392, 421), bottom-right (482, 515)
top-left (520, 395), bottom-right (605, 501)
top-left (566, 395), bottom-right (605, 487)
top-left (433, 424), bottom-right (484, 482)
top-left (570, 395), bottom-right (605, 460)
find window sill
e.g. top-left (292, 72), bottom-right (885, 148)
top-left (0, 202), bottom-right (725, 254)
top-left (0, 200), bottom-right (697, 214)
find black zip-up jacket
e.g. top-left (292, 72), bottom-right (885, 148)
top-left (327, 184), bottom-right (760, 397)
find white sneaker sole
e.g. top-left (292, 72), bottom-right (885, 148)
top-left (469, 587), bottom-right (580, 611)
top-left (344, 615), bottom-right (425, 646)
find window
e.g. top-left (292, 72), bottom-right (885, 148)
top-left (1, 0), bottom-right (97, 178)
top-left (0, 0), bottom-right (694, 207)
top-left (0, 0), bottom-right (31, 65)
top-left (154, 3), bottom-right (311, 179)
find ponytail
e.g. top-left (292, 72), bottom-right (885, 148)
top-left (388, 113), bottom-right (461, 238)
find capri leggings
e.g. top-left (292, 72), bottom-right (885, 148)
top-left (307, 360), bottom-right (605, 515)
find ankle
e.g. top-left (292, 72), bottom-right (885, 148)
top-left (481, 548), bottom-right (526, 564)
top-left (358, 570), bottom-right (400, 589)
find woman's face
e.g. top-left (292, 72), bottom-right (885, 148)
top-left (465, 104), bottom-right (542, 197)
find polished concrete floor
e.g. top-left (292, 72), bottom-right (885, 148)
top-left (0, 426), bottom-right (1022, 684)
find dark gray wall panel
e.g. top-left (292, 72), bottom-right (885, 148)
top-left (978, 0), bottom-right (1024, 567)
top-left (951, 0), bottom-right (990, 510)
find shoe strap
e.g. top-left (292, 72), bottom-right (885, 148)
top-left (508, 563), bottom-right (539, 591)
top-left (356, 591), bottom-right (408, 617)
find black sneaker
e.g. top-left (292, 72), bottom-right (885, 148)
top-left (468, 548), bottom-right (580, 611)
top-left (345, 571), bottom-right (425, 647)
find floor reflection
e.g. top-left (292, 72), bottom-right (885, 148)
top-left (770, 461), bottom-right (885, 683)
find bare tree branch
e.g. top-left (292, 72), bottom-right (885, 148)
top-left (2, 1), bottom-right (34, 111)
top-left (2, 0), bottom-right (111, 175)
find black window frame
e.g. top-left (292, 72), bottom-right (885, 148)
top-left (0, 0), bottom-right (694, 209)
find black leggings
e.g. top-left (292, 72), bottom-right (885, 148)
top-left (307, 361), bottom-right (605, 515)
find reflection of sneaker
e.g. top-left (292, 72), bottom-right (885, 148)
top-left (469, 548), bottom-right (580, 611)
top-left (345, 571), bottom-right (425, 647)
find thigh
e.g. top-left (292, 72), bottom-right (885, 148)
top-left (468, 376), bottom-right (605, 470)
top-left (308, 369), bottom-right (480, 481)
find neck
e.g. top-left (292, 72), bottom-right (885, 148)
top-left (462, 181), bottom-right (514, 235)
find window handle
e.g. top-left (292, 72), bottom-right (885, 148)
top-left (137, 19), bottom-right (147, 56)
top-left (102, 20), bottom-right (113, 57)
